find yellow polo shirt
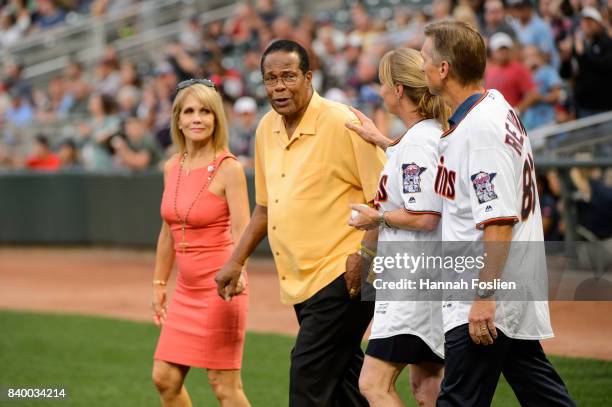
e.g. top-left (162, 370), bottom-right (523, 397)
top-left (254, 91), bottom-right (386, 304)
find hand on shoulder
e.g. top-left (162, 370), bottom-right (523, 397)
top-left (345, 106), bottom-right (391, 149)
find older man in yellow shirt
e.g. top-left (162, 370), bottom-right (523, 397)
top-left (216, 40), bottom-right (385, 406)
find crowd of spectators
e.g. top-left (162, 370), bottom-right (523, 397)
top-left (537, 165), bottom-right (612, 245)
top-left (0, 0), bottom-right (611, 245)
top-left (0, 0), bottom-right (133, 48)
top-left (0, 0), bottom-right (611, 175)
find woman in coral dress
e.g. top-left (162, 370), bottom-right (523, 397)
top-left (151, 79), bottom-right (251, 407)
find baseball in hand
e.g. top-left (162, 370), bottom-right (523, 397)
top-left (351, 204), bottom-right (370, 220)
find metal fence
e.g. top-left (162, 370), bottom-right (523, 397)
top-left (531, 111), bottom-right (612, 158)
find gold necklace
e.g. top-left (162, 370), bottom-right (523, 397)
top-left (173, 151), bottom-right (217, 253)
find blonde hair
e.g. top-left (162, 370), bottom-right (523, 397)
top-left (170, 84), bottom-right (229, 154)
top-left (379, 48), bottom-right (450, 129)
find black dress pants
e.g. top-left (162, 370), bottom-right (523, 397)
top-left (289, 273), bottom-right (374, 407)
top-left (437, 324), bottom-right (576, 407)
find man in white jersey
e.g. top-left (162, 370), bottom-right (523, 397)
top-left (421, 21), bottom-right (576, 406)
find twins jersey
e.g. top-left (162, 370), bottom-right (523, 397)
top-left (435, 89), bottom-right (553, 340)
top-left (371, 119), bottom-right (444, 358)
top-left (376, 119), bottom-right (443, 242)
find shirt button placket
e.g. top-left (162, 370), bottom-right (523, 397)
top-left (281, 138), bottom-right (290, 184)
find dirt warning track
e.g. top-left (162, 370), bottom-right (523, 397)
top-left (1, 247), bottom-right (611, 361)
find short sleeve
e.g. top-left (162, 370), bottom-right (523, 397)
top-left (468, 147), bottom-right (519, 229)
top-left (397, 144), bottom-right (442, 215)
top-left (347, 126), bottom-right (386, 202)
top-left (254, 126), bottom-right (268, 206)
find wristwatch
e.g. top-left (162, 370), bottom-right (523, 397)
top-left (477, 287), bottom-right (496, 299)
top-left (378, 212), bottom-right (392, 228)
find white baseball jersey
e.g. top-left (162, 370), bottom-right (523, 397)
top-left (371, 119), bottom-right (445, 358)
top-left (435, 89), bottom-right (553, 340)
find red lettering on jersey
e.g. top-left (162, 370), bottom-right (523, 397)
top-left (521, 153), bottom-right (536, 220)
top-left (508, 109), bottom-right (527, 137)
top-left (504, 110), bottom-right (526, 156)
top-left (434, 157), bottom-right (444, 193)
top-left (434, 156), bottom-right (456, 200)
top-left (447, 171), bottom-right (456, 198)
top-left (374, 175), bottom-right (389, 209)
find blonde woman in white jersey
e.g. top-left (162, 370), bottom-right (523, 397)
top-left (347, 48), bottom-right (450, 407)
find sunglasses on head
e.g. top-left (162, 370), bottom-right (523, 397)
top-left (176, 78), bottom-right (216, 92)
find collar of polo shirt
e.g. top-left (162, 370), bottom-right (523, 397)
top-left (272, 90), bottom-right (321, 137)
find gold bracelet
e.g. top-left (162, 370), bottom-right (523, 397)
top-left (360, 245), bottom-right (376, 258)
top-left (152, 280), bottom-right (167, 286)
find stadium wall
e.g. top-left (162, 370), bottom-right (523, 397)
top-left (0, 171), bottom-right (270, 252)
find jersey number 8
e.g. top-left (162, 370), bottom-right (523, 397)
top-left (521, 154), bottom-right (536, 220)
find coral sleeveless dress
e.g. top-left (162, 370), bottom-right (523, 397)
top-left (154, 152), bottom-right (248, 370)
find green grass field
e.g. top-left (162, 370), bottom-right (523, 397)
top-left (0, 311), bottom-right (610, 406)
